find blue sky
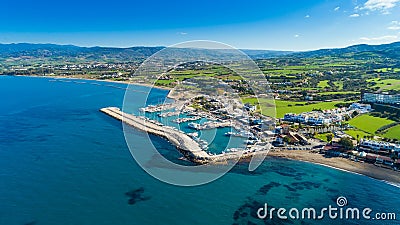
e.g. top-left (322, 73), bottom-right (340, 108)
top-left (1, 0), bottom-right (400, 50)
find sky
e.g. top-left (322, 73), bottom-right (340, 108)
top-left (1, 0), bottom-right (400, 50)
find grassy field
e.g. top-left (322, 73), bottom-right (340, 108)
top-left (315, 133), bottom-right (333, 142)
top-left (367, 78), bottom-right (400, 91)
top-left (374, 68), bottom-right (400, 73)
top-left (333, 81), bottom-right (344, 90)
top-left (317, 80), bottom-right (330, 88)
top-left (242, 98), bottom-right (351, 118)
top-left (345, 130), bottom-right (371, 140)
top-left (382, 125), bottom-right (400, 140)
top-left (348, 114), bottom-right (395, 134)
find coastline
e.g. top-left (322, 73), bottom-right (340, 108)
top-left (10, 74), bottom-right (172, 91)
top-left (7, 75), bottom-right (399, 187)
top-left (268, 150), bottom-right (400, 187)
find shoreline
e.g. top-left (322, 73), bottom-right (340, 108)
top-left (7, 75), bottom-right (399, 187)
top-left (9, 74), bottom-right (172, 91)
top-left (268, 150), bottom-right (400, 187)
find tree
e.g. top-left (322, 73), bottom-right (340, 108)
top-left (283, 136), bottom-right (291, 144)
top-left (339, 137), bottom-right (354, 150)
top-left (352, 111), bottom-right (359, 118)
top-left (326, 133), bottom-right (334, 145)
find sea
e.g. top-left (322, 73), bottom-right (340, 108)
top-left (0, 75), bottom-right (399, 225)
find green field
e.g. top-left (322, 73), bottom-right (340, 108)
top-left (315, 132), bottom-right (333, 142)
top-left (333, 81), bottom-right (344, 90)
top-left (317, 80), bottom-right (330, 88)
top-left (374, 68), bottom-right (400, 73)
top-left (345, 130), bottom-right (371, 140)
top-left (348, 114), bottom-right (395, 134)
top-left (242, 98), bottom-right (351, 118)
top-left (382, 125), bottom-right (400, 140)
top-left (367, 78), bottom-right (400, 91)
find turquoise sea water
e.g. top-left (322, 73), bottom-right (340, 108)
top-left (0, 76), bottom-right (399, 225)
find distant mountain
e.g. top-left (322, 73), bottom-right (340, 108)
top-left (0, 42), bottom-right (399, 62)
top-left (241, 49), bottom-right (293, 58)
top-left (291, 42), bottom-right (400, 58)
top-left (0, 43), bottom-right (164, 62)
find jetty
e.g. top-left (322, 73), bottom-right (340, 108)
top-left (100, 107), bottom-right (210, 162)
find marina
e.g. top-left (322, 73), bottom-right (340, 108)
top-left (188, 121), bottom-right (231, 130)
top-left (100, 107), bottom-right (271, 164)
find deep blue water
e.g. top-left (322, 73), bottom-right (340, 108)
top-left (0, 76), bottom-right (399, 225)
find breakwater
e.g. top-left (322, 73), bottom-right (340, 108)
top-left (100, 107), bottom-right (211, 162)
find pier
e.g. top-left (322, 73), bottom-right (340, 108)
top-left (100, 107), bottom-right (210, 162)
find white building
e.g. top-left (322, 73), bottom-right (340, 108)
top-left (348, 103), bottom-right (372, 113)
top-left (363, 93), bottom-right (400, 105)
top-left (360, 139), bottom-right (400, 153)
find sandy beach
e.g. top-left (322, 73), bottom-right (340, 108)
top-left (268, 150), bottom-right (400, 186)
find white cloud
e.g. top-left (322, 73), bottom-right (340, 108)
top-left (305, 14), bottom-right (310, 18)
top-left (178, 32), bottom-right (188, 35)
top-left (334, 6), bottom-right (340, 11)
top-left (359, 35), bottom-right (398, 44)
top-left (362, 0), bottom-right (400, 12)
top-left (349, 13), bottom-right (360, 17)
top-left (388, 20), bottom-right (400, 30)
top-left (294, 34), bottom-right (300, 38)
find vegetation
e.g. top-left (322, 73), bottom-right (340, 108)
top-left (315, 132), bottom-right (333, 143)
top-left (345, 130), bottom-right (371, 140)
top-left (367, 78), bottom-right (400, 91)
top-left (348, 114), bottom-right (395, 134)
top-left (317, 80), bottom-right (330, 88)
top-left (382, 125), bottom-right (400, 140)
top-left (339, 137), bottom-right (354, 150)
top-left (1, 42), bottom-right (399, 142)
top-left (242, 98), bottom-right (353, 118)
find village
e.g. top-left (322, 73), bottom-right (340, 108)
top-left (122, 92), bottom-right (400, 171)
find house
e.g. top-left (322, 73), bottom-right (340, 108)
top-left (244, 103), bottom-right (257, 112)
top-left (359, 139), bottom-right (399, 154)
top-left (365, 153), bottom-right (394, 166)
top-left (281, 124), bottom-right (290, 134)
top-left (272, 135), bottom-right (285, 147)
top-left (321, 143), bottom-right (345, 157)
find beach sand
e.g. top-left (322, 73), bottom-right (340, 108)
top-left (268, 150), bottom-right (400, 186)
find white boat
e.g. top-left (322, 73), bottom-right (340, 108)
top-left (188, 132), bottom-right (199, 138)
top-left (224, 131), bottom-right (235, 136)
top-left (188, 122), bottom-right (200, 130)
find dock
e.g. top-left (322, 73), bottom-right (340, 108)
top-left (100, 107), bottom-right (211, 162)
